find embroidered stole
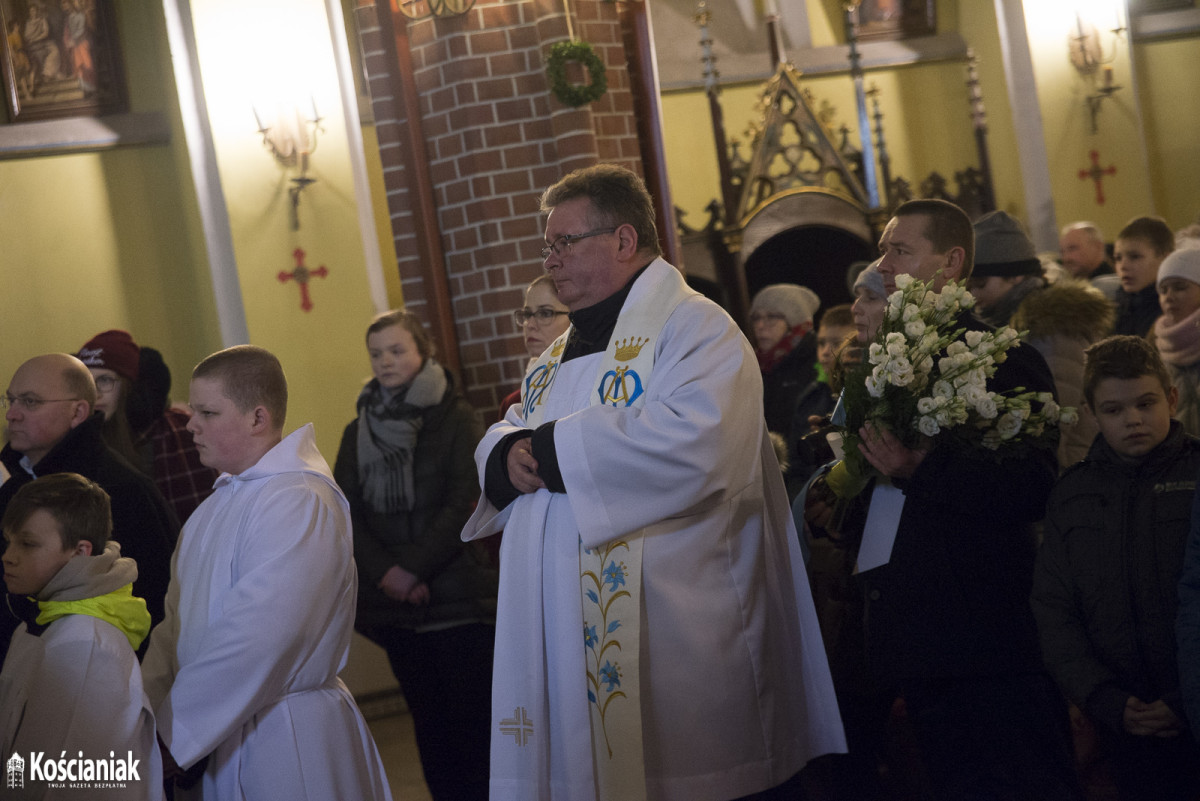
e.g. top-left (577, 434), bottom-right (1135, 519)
top-left (521, 262), bottom-right (690, 800)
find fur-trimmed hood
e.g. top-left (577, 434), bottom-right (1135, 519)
top-left (1011, 279), bottom-right (1115, 342)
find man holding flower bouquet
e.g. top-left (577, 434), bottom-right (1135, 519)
top-left (807, 199), bottom-right (1083, 800)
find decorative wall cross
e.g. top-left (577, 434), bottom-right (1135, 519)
top-left (1078, 150), bottom-right (1116, 205)
top-left (278, 247), bottom-right (328, 312)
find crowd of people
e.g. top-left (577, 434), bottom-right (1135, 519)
top-left (3, 161), bottom-right (1200, 801)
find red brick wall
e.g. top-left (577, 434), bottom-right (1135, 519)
top-left (355, 0), bottom-right (643, 418)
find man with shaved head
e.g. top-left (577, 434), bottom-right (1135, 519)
top-left (1, 353), bottom-right (178, 659)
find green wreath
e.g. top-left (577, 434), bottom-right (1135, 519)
top-left (545, 40), bottom-right (607, 108)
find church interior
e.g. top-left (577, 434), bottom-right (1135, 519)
top-left (1, 0), bottom-right (1198, 796)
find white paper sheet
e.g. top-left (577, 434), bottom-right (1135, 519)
top-left (856, 481), bottom-right (905, 573)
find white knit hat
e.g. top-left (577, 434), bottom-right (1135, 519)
top-left (750, 284), bottom-right (821, 328)
top-left (1157, 242), bottom-right (1200, 289)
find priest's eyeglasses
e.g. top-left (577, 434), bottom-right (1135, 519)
top-left (513, 308), bottom-right (570, 327)
top-left (540, 227), bottom-right (616, 259)
top-left (2, 395), bottom-right (82, 412)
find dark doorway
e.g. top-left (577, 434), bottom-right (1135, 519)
top-left (744, 225), bottom-right (876, 317)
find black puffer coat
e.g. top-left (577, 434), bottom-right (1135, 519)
top-left (334, 369), bottom-right (496, 633)
top-left (1032, 422), bottom-right (1200, 733)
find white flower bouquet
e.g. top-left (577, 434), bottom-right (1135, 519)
top-left (825, 273), bottom-right (1077, 500)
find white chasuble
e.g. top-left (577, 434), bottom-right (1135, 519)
top-left (464, 259), bottom-right (846, 801)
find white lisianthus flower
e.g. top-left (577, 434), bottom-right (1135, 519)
top-left (917, 397), bottom-right (939, 415)
top-left (865, 373), bottom-right (886, 398)
top-left (1060, 407), bottom-right (1079, 426)
top-left (996, 412), bottom-right (1022, 440)
top-left (903, 303), bottom-right (921, 322)
top-left (959, 383), bottom-right (987, 406)
top-left (918, 416), bottom-right (941, 437)
top-left (894, 273), bottom-right (914, 289)
top-left (964, 330), bottom-right (985, 349)
top-left (905, 319), bottom-right (927, 338)
top-left (916, 355), bottom-right (934, 375)
top-left (1041, 399), bottom-right (1061, 425)
top-left (868, 342), bottom-right (886, 364)
top-left (888, 361), bottom-right (915, 387)
top-left (949, 402), bottom-right (970, 426)
top-left (933, 380), bottom-right (954, 399)
top-left (946, 341), bottom-right (969, 358)
top-left (994, 327), bottom-right (1019, 347)
top-left (975, 395), bottom-right (999, 419)
top-left (934, 408), bottom-right (952, 426)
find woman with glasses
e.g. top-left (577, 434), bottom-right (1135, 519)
top-left (749, 283), bottom-right (821, 442)
top-left (500, 274), bottom-right (571, 418)
top-left (76, 329), bottom-right (216, 523)
top-left (334, 310), bottom-right (496, 801)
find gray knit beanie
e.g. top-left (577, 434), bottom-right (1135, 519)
top-left (853, 262), bottom-right (886, 299)
top-left (750, 284), bottom-right (821, 328)
top-left (973, 211), bottom-right (1043, 278)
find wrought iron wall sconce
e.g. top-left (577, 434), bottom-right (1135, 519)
top-left (1068, 11), bottom-right (1126, 134)
top-left (254, 100), bottom-right (324, 230)
top-left (393, 0), bottom-right (475, 20)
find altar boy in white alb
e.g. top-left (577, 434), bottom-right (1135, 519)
top-left (464, 164), bottom-right (845, 801)
top-left (141, 346), bottom-right (392, 800)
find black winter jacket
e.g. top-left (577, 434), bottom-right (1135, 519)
top-left (0, 414), bottom-right (179, 658)
top-left (333, 370), bottom-right (496, 633)
top-left (855, 315), bottom-right (1059, 683)
top-left (761, 333), bottom-right (817, 437)
top-left (1032, 422), bottom-right (1200, 733)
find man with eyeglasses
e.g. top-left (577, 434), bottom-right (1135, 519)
top-left (463, 164), bottom-right (844, 801)
top-left (1, 353), bottom-right (178, 662)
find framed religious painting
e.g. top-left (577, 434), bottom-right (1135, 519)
top-left (854, 0), bottom-right (937, 43)
top-left (0, 0), bottom-right (127, 123)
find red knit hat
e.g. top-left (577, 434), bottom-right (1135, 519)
top-left (78, 330), bottom-right (140, 381)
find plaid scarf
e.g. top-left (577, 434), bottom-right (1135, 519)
top-left (355, 358), bottom-right (447, 514)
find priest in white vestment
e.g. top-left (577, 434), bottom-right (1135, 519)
top-left (463, 165), bottom-right (845, 801)
top-left (142, 346), bottom-right (392, 801)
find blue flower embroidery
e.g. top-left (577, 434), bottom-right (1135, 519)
top-left (599, 660), bottom-right (621, 692)
top-left (602, 560), bottom-right (626, 592)
top-left (584, 624), bottom-right (598, 650)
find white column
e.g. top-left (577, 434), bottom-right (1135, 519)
top-left (994, 0), bottom-right (1058, 251)
top-left (162, 0), bottom-right (249, 346)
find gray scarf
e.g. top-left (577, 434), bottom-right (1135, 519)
top-left (356, 358), bottom-right (447, 514)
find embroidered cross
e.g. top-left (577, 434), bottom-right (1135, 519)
top-left (1077, 150), bottom-right (1116, 205)
top-left (278, 247), bottom-right (328, 312)
top-left (499, 707), bottom-right (534, 746)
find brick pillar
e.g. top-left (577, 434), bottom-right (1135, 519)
top-left (356, 0), bottom-right (644, 418)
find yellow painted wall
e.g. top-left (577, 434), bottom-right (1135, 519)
top-left (0, 3), bottom-right (219, 411)
top-left (1135, 35), bottom-right (1200, 230)
top-left (661, 0), bottom-right (995, 231)
top-left (188, 0), bottom-right (384, 462)
top-left (1020, 3), bottom-right (1154, 236)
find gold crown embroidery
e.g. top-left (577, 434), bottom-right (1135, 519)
top-left (551, 340), bottom-right (565, 357)
top-left (613, 337), bottom-right (648, 361)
